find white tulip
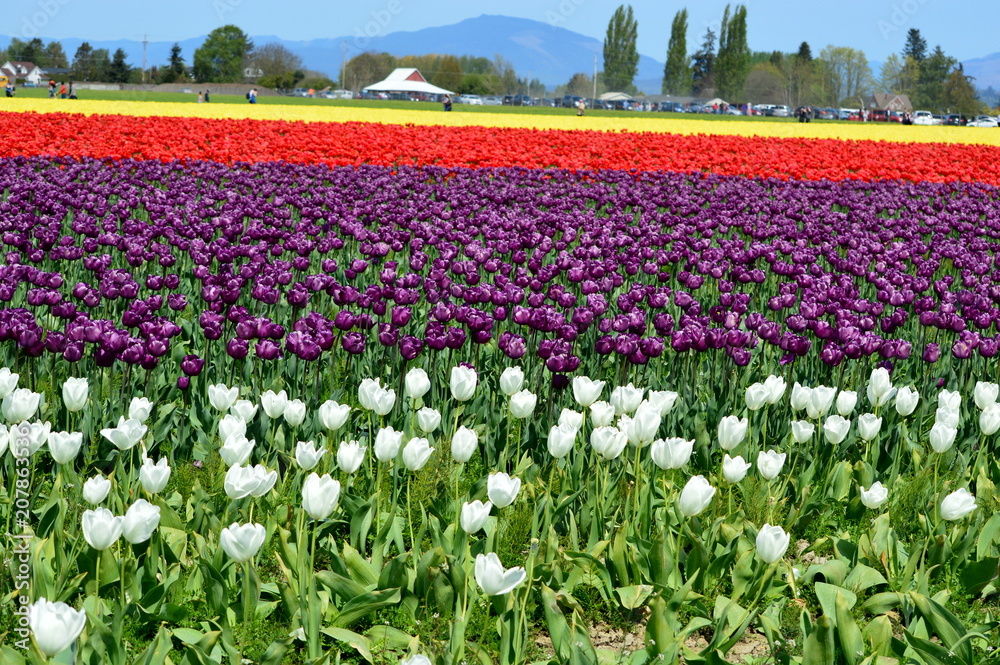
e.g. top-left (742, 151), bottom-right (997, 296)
top-left (678, 475), bottom-right (716, 517)
top-left (558, 408), bottom-right (584, 433)
top-left (499, 367), bottom-right (524, 397)
top-left (219, 434), bottom-right (255, 467)
top-left (402, 437), bottom-right (434, 471)
top-left (722, 454), bottom-right (751, 483)
top-left (836, 391), bottom-right (858, 416)
top-left (449, 366), bottom-right (478, 402)
top-left (590, 426), bottom-right (628, 460)
top-left (938, 389), bottom-right (962, 412)
top-left (47, 431), bottom-right (82, 465)
top-left (589, 401), bottom-right (615, 427)
top-left (866, 367), bottom-right (894, 408)
top-left (207, 383), bottom-right (239, 412)
top-left (261, 389), bottom-right (289, 418)
top-left (790, 382), bottom-right (811, 411)
top-left (416, 407), bottom-right (442, 433)
top-left (229, 399), bottom-right (258, 422)
top-left (220, 522), bottom-right (266, 562)
top-left (980, 404), bottom-right (1000, 436)
top-left (940, 488), bottom-right (977, 521)
top-left (218, 414), bottom-right (247, 443)
top-left (974, 381), bottom-right (999, 410)
top-left (762, 375), bottom-right (786, 405)
top-left (650, 437), bottom-right (693, 470)
top-left (460, 500), bottom-right (492, 534)
top-left (928, 422), bottom-right (957, 454)
top-left (318, 400), bottom-right (350, 430)
top-left (122, 499), bottom-right (161, 544)
top-left (856, 413), bottom-right (882, 441)
top-left (62, 377), bottom-right (88, 412)
top-left (547, 424), bottom-right (576, 459)
top-left (404, 368), bottom-right (431, 399)
top-left (487, 472), bottom-right (521, 508)
top-left (128, 397), bottom-right (153, 424)
top-left (756, 449), bottom-right (786, 480)
top-left (756, 524), bottom-right (790, 563)
top-left (357, 378), bottom-right (381, 411)
top-left (374, 427), bottom-right (403, 462)
top-left (572, 376), bottom-right (605, 407)
top-left (451, 426), bottom-right (478, 463)
top-left (745, 382), bottom-right (768, 411)
top-left (336, 440), bottom-right (366, 473)
top-left (139, 457), bottom-right (171, 494)
top-left (790, 420), bottom-right (815, 444)
top-left (27, 598), bottom-right (86, 657)
top-left (474, 552), bottom-right (526, 596)
top-left (610, 383), bottom-right (644, 415)
top-left (807, 386), bottom-right (838, 419)
top-left (895, 386), bottom-right (920, 416)
top-left (860, 481), bottom-right (888, 509)
top-left (82, 475), bottom-right (111, 504)
top-left (822, 415), bottom-right (851, 445)
top-left (283, 399), bottom-right (307, 426)
top-left (646, 389), bottom-right (679, 416)
top-left (718, 415), bottom-right (749, 450)
top-left (508, 390), bottom-right (537, 419)
top-left (0, 367), bottom-right (18, 399)
top-left (301, 473), bottom-right (341, 520)
top-left (295, 440), bottom-right (326, 470)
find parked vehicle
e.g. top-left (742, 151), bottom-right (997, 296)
top-left (724, 106), bottom-right (744, 115)
top-left (967, 115), bottom-right (999, 127)
top-left (944, 114), bottom-right (967, 126)
top-left (658, 102), bottom-right (685, 113)
top-left (912, 110), bottom-right (934, 125)
top-left (561, 95), bottom-right (583, 108)
top-left (457, 94), bottom-right (483, 105)
top-left (483, 96), bottom-right (502, 106)
top-left (768, 105), bottom-right (792, 117)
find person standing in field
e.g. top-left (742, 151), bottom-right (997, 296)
top-left (59, 82), bottom-right (67, 99)
top-left (205, 89), bottom-right (211, 103)
top-left (575, 98), bottom-right (585, 116)
top-left (197, 91), bottom-right (204, 103)
top-left (248, 88), bottom-right (257, 104)
top-left (48, 79), bottom-right (56, 98)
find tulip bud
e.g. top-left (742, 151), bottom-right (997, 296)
top-left (717, 415), bottom-right (748, 450)
top-left (940, 488), bottom-right (977, 521)
top-left (47, 431), bottom-right (83, 465)
top-left (856, 413), bottom-right (882, 441)
top-left (261, 389), bottom-right (289, 418)
top-left (207, 383), bottom-right (239, 412)
top-left (220, 522), bottom-right (267, 561)
top-left (646, 390), bottom-right (679, 417)
top-left (139, 457), bottom-right (171, 494)
top-left (722, 454), bottom-right (751, 483)
top-left (974, 381), bottom-right (999, 410)
top-left (219, 434), bottom-right (254, 467)
top-left (790, 382), bottom-right (811, 411)
top-left (981, 404), bottom-right (1000, 436)
top-left (450, 366), bottom-right (478, 402)
top-left (756, 449), bottom-right (786, 480)
top-left (451, 426), bottom-right (478, 463)
top-left (610, 383), bottom-right (644, 415)
top-left (744, 382), bottom-right (768, 411)
top-left (678, 475), bottom-right (716, 517)
top-left (416, 407), bottom-right (442, 433)
top-left (229, 399), bottom-right (258, 422)
top-left (650, 437), bottom-right (693, 470)
top-left (590, 426), bottom-right (628, 460)
top-left (123, 499), bottom-right (161, 544)
top-left (866, 367), bottom-right (894, 407)
top-left (374, 427), bottom-right (403, 462)
top-left (508, 390), bottom-right (537, 419)
top-left (589, 401), bottom-right (615, 427)
top-left (572, 376), bottom-right (605, 407)
top-left (82, 475), bottom-right (111, 504)
top-left (474, 552), bottom-right (526, 596)
top-left (82, 507), bottom-right (124, 550)
top-left (487, 472), bottom-right (521, 508)
top-left (755, 524), bottom-right (790, 563)
top-left (928, 421), bottom-right (957, 454)
top-left (762, 375), bottom-right (786, 405)
top-left (27, 598), bottom-right (86, 657)
top-left (128, 397), bottom-right (153, 424)
top-left (402, 437), bottom-right (434, 470)
top-left (790, 420), bottom-right (815, 443)
top-left (318, 400), bottom-right (350, 430)
top-left (62, 377), bottom-right (89, 412)
top-left (836, 391), bottom-right (858, 416)
top-left (283, 399), bottom-right (307, 426)
top-left (404, 368), bottom-right (431, 399)
top-left (895, 386), bottom-right (919, 416)
top-left (295, 440), bottom-right (326, 470)
top-left (860, 481), bottom-right (888, 509)
top-left (460, 500), bottom-right (492, 534)
top-left (336, 440), bottom-right (365, 473)
top-left (499, 367), bottom-right (524, 397)
top-left (547, 424), bottom-right (576, 459)
top-left (822, 415), bottom-right (851, 445)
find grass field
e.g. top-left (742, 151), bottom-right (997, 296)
top-left (5, 85), bottom-right (800, 121)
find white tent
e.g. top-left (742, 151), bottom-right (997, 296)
top-left (363, 68), bottom-right (454, 96)
top-left (599, 91), bottom-right (633, 101)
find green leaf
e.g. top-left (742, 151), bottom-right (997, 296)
top-left (959, 558), bottom-right (999, 597)
top-left (909, 592), bottom-right (974, 665)
top-left (844, 564), bottom-right (888, 593)
top-left (316, 570), bottom-right (368, 600)
top-left (814, 582), bottom-right (856, 622)
top-left (835, 589), bottom-right (865, 665)
top-left (135, 625), bottom-right (173, 665)
top-left (331, 588), bottom-right (402, 628)
top-left (320, 627), bottom-right (373, 663)
top-left (863, 592), bottom-right (902, 615)
top-left (616, 585), bottom-right (654, 610)
top-left (805, 560), bottom-right (849, 586)
top-left (801, 615), bottom-right (836, 665)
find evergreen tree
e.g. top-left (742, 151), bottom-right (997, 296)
top-left (941, 64), bottom-right (978, 115)
top-left (903, 28), bottom-right (927, 63)
top-left (603, 4), bottom-right (639, 91)
top-left (45, 41), bottom-right (68, 68)
top-left (662, 9), bottom-right (690, 95)
top-left (168, 43), bottom-right (186, 80)
top-left (715, 4), bottom-right (749, 100)
top-left (691, 28), bottom-right (716, 95)
top-left (796, 42), bottom-right (812, 64)
top-left (109, 48), bottom-right (131, 83)
top-left (71, 42), bottom-right (94, 80)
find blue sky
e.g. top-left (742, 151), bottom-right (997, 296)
top-left (6, 0), bottom-right (997, 62)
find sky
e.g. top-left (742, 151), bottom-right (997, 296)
top-left (6, 0), bottom-right (997, 63)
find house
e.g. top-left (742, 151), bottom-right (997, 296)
top-left (0, 61), bottom-right (43, 85)
top-left (362, 68), bottom-right (454, 100)
top-left (868, 93), bottom-right (913, 112)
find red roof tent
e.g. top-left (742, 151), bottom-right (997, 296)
top-left (405, 71), bottom-right (426, 82)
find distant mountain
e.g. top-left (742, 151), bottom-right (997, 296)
top-left (963, 52), bottom-right (1000, 90)
top-left (1, 15), bottom-right (667, 94)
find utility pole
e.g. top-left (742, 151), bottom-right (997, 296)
top-left (341, 42), bottom-right (347, 91)
top-left (142, 34), bottom-right (148, 83)
top-left (592, 52), bottom-right (597, 109)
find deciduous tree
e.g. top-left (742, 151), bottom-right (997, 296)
top-left (662, 9), bottom-right (690, 95)
top-left (603, 5), bottom-right (638, 92)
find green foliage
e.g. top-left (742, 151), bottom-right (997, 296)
top-left (715, 4), bottom-right (750, 101)
top-left (603, 4), bottom-right (639, 92)
top-left (662, 9), bottom-right (691, 96)
top-left (192, 25), bottom-right (253, 83)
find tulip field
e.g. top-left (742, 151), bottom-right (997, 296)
top-left (3, 100), bottom-right (1000, 665)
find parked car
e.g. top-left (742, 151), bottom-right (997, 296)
top-left (291, 88), bottom-right (312, 98)
top-left (687, 103), bottom-right (704, 114)
top-left (967, 115), bottom-right (999, 127)
top-left (869, 109), bottom-right (889, 122)
top-left (912, 110), bottom-right (935, 125)
top-left (658, 101), bottom-right (685, 113)
top-left (538, 98), bottom-right (557, 107)
top-left (815, 108), bottom-right (838, 120)
top-left (768, 105), bottom-right (792, 117)
top-left (561, 95), bottom-right (583, 108)
top-left (458, 94), bottom-right (483, 105)
top-left (944, 114), bottom-right (967, 126)
top-left (483, 96), bottom-right (502, 106)
top-left (724, 106), bottom-right (744, 115)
